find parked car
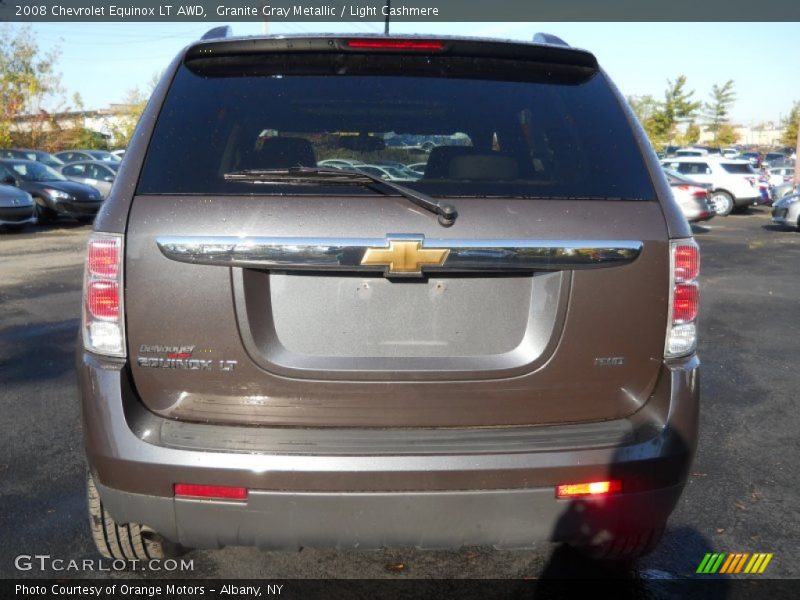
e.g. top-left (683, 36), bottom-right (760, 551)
top-left (0, 148), bottom-right (65, 168)
top-left (772, 181), bottom-right (797, 200)
top-left (0, 183), bottom-right (36, 229)
top-left (78, 31), bottom-right (699, 564)
top-left (675, 147), bottom-right (709, 157)
top-left (763, 152), bottom-right (791, 168)
top-left (771, 193), bottom-right (800, 230)
top-left (111, 149), bottom-right (126, 159)
top-left (766, 166), bottom-right (795, 187)
top-left (661, 156), bottom-right (762, 215)
top-left (0, 159), bottom-right (103, 223)
top-left (317, 158), bottom-right (367, 170)
top-left (61, 160), bottom-right (119, 199)
top-left (407, 162), bottom-right (427, 176)
top-left (369, 160), bottom-right (422, 179)
top-left (358, 164), bottom-right (416, 181)
top-left (740, 151), bottom-right (762, 168)
top-left (55, 150), bottom-right (121, 164)
top-left (663, 169), bottom-right (715, 223)
top-left (721, 147), bottom-right (739, 158)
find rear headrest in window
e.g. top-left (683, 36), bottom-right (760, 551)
top-left (253, 137), bottom-right (317, 169)
top-left (448, 154), bottom-right (519, 181)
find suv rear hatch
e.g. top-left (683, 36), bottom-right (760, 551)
top-left (124, 37), bottom-right (669, 427)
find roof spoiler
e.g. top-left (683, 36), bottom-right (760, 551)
top-left (533, 33), bottom-right (569, 47)
top-left (184, 36), bottom-right (598, 74)
top-left (201, 26), bottom-right (232, 41)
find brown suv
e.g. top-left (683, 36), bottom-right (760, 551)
top-left (77, 31), bottom-right (700, 562)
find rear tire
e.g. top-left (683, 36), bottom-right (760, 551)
top-left (574, 527), bottom-right (664, 561)
top-left (708, 191), bottom-right (734, 216)
top-left (87, 472), bottom-right (184, 561)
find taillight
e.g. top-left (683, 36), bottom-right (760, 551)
top-left (346, 39), bottom-right (445, 51)
top-left (556, 480), bottom-right (622, 499)
top-left (82, 233), bottom-right (125, 356)
top-left (666, 240), bottom-right (700, 357)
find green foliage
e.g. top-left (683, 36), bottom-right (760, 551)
top-left (716, 123), bottom-right (739, 146)
top-left (780, 101), bottom-right (800, 148)
top-left (684, 122), bottom-right (701, 145)
top-left (108, 87), bottom-right (150, 148)
top-left (0, 25), bottom-right (62, 148)
top-left (702, 80), bottom-right (737, 143)
top-left (628, 76), bottom-right (700, 150)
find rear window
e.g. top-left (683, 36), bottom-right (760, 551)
top-left (138, 54), bottom-right (656, 200)
top-left (720, 162), bottom-right (755, 174)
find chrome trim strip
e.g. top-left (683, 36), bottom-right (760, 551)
top-left (157, 235), bottom-right (643, 273)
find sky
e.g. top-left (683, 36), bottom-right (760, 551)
top-left (19, 21), bottom-right (800, 125)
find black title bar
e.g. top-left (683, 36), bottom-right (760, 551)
top-left (1, 0), bottom-right (799, 22)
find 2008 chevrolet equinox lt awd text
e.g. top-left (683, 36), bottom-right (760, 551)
top-left (77, 30), bottom-right (700, 563)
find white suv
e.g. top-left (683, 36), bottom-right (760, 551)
top-left (661, 156), bottom-right (761, 215)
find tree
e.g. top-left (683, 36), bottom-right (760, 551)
top-left (716, 123), bottom-right (739, 146)
top-left (702, 80), bottom-right (736, 144)
top-left (780, 101), bottom-right (800, 147)
top-left (628, 94), bottom-right (670, 150)
top-left (684, 122), bottom-right (701, 145)
top-left (662, 76), bottom-right (701, 141)
top-left (108, 87), bottom-right (149, 148)
top-left (627, 76), bottom-right (699, 150)
top-left (0, 25), bottom-right (62, 148)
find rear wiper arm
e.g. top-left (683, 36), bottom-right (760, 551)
top-left (223, 166), bottom-right (458, 227)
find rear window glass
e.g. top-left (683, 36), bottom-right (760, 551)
top-left (720, 162), bottom-right (755, 174)
top-left (137, 54), bottom-right (656, 200)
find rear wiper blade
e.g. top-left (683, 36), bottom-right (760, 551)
top-left (223, 166), bottom-right (458, 227)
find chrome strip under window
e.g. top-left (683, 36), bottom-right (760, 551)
top-left (157, 234), bottom-right (642, 276)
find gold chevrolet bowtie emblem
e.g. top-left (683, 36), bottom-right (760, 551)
top-left (360, 239), bottom-right (449, 276)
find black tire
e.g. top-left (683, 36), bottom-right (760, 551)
top-left (574, 527), bottom-right (664, 561)
top-left (87, 472), bottom-right (183, 561)
top-left (77, 215), bottom-right (95, 224)
top-left (708, 191), bottom-right (734, 216)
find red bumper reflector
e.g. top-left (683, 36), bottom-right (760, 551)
top-left (174, 484), bottom-right (248, 501)
top-left (556, 480), bottom-right (622, 498)
top-left (346, 39), bottom-right (444, 51)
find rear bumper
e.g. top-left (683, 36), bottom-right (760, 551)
top-left (78, 352), bottom-right (699, 550)
top-left (733, 193), bottom-right (761, 207)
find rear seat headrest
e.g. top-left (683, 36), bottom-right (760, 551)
top-left (448, 154), bottom-right (519, 180)
top-left (423, 146), bottom-right (520, 180)
top-left (247, 137), bottom-right (317, 169)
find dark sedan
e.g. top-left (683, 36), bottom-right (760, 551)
top-left (55, 150), bottom-right (121, 164)
top-left (0, 183), bottom-right (36, 229)
top-left (0, 148), bottom-right (64, 168)
top-left (0, 159), bottom-right (104, 223)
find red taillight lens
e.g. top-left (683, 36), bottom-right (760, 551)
top-left (83, 233), bottom-right (125, 356)
top-left (174, 484), bottom-right (248, 501)
top-left (87, 238), bottom-right (120, 278)
top-left (674, 244), bottom-right (700, 282)
top-left (556, 480), bottom-right (622, 498)
top-left (346, 39), bottom-right (444, 51)
top-left (673, 283), bottom-right (699, 323)
top-left (86, 281), bottom-right (119, 320)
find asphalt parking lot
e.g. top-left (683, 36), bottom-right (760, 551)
top-left (0, 209), bottom-right (798, 582)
